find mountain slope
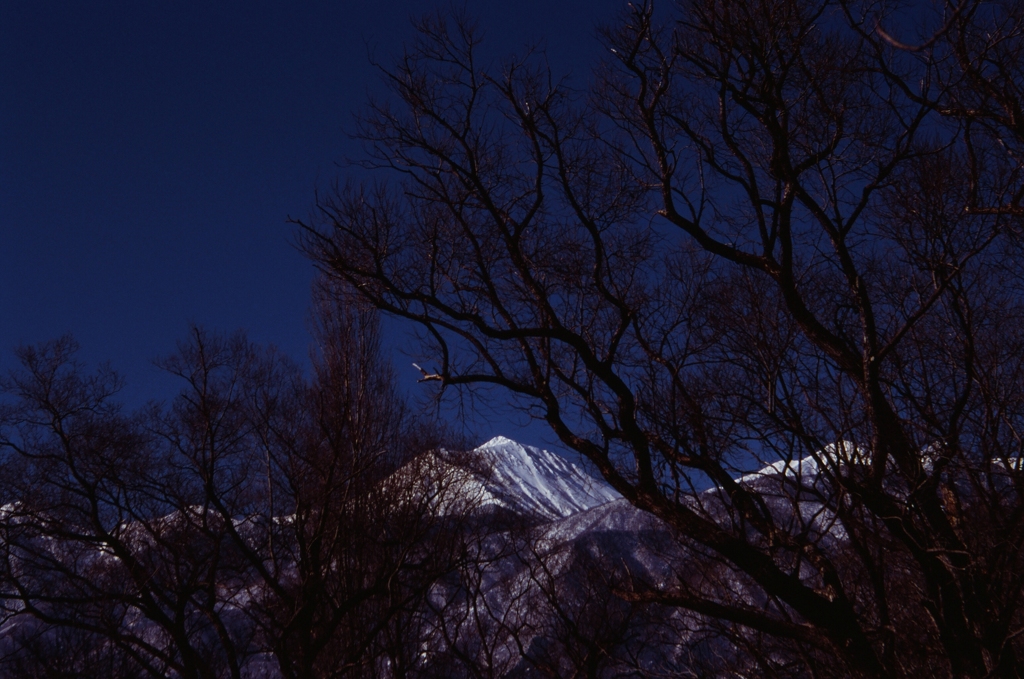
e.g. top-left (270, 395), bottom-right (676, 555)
top-left (470, 436), bottom-right (621, 521)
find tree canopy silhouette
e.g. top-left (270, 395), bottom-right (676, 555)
top-left (300, 1), bottom-right (1024, 676)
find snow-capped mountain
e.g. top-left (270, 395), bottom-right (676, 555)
top-left (468, 436), bottom-right (621, 520)
top-left (0, 435), bottom-right (838, 678)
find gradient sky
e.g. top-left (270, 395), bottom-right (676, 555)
top-left (1, 1), bottom-right (624, 449)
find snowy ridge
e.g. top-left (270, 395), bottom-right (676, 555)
top-left (735, 441), bottom-right (864, 487)
top-left (473, 436), bottom-right (621, 520)
top-left (735, 454), bottom-right (823, 487)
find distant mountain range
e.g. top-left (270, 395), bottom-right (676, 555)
top-left (0, 436), bottom-right (830, 677)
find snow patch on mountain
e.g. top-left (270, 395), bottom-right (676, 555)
top-left (735, 441), bottom-right (864, 487)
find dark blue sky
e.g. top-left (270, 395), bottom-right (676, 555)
top-left (1, 1), bottom-right (623, 448)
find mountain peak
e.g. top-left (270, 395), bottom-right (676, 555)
top-left (478, 435), bottom-right (518, 449)
top-left (473, 437), bottom-right (620, 520)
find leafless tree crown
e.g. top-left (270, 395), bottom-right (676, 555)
top-left (298, 1), bottom-right (1024, 676)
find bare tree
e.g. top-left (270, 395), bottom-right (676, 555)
top-left (0, 288), bottom-right (478, 678)
top-left (0, 337), bottom-right (253, 679)
top-left (299, 3), bottom-right (1024, 676)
